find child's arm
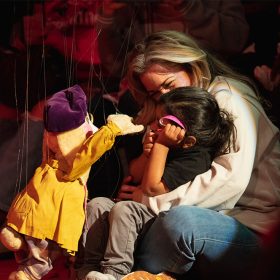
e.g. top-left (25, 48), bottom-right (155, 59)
top-left (140, 142), bottom-right (169, 196)
top-left (129, 129), bottom-right (155, 184)
top-left (141, 124), bottom-right (185, 197)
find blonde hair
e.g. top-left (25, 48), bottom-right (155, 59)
top-left (126, 30), bottom-right (257, 125)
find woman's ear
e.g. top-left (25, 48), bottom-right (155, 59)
top-left (183, 136), bottom-right (196, 148)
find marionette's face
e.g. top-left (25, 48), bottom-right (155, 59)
top-left (53, 116), bottom-right (101, 163)
top-left (44, 113), bottom-right (98, 154)
top-left (140, 63), bottom-right (191, 101)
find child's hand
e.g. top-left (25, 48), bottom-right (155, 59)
top-left (156, 124), bottom-right (185, 147)
top-left (143, 129), bottom-right (156, 157)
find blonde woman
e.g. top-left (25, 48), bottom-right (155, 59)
top-left (83, 30), bottom-right (280, 279)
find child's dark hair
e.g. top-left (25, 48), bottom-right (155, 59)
top-left (159, 86), bottom-right (236, 158)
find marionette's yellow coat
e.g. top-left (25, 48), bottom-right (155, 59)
top-left (6, 122), bottom-right (121, 254)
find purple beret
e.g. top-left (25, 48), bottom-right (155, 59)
top-left (44, 85), bottom-right (87, 132)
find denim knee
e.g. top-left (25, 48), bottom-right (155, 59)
top-left (136, 205), bottom-right (261, 276)
top-left (156, 205), bottom-right (207, 238)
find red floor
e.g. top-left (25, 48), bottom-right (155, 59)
top-left (0, 253), bottom-right (72, 279)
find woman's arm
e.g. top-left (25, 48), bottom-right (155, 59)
top-left (140, 142), bottom-right (169, 196)
top-left (129, 129), bottom-right (155, 183)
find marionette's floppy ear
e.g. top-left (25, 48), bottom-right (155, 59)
top-left (107, 114), bottom-right (144, 135)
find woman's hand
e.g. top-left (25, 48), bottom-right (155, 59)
top-left (116, 176), bottom-right (138, 201)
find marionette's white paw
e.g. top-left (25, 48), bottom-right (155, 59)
top-left (8, 270), bottom-right (33, 280)
top-left (107, 114), bottom-right (144, 135)
top-left (0, 226), bottom-right (25, 251)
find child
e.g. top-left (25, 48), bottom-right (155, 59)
top-left (0, 84), bottom-right (143, 280)
top-left (77, 86), bottom-right (236, 280)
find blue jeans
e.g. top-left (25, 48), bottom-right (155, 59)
top-left (134, 205), bottom-right (262, 279)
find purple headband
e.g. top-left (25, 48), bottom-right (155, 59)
top-left (159, 115), bottom-right (186, 129)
